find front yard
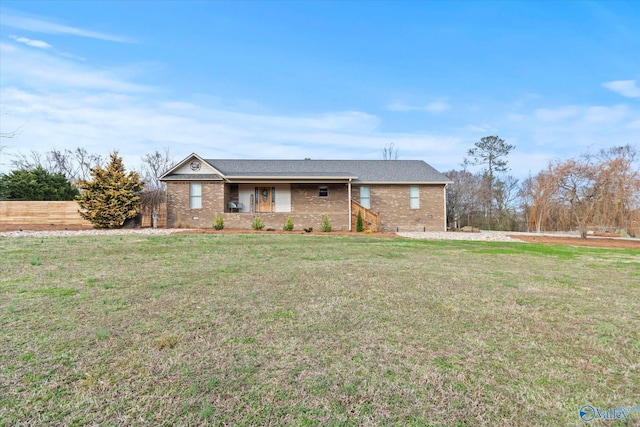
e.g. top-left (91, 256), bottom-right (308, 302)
top-left (1, 234), bottom-right (638, 425)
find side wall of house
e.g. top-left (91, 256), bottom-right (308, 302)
top-left (166, 181), bottom-right (225, 228)
top-left (353, 184), bottom-right (446, 232)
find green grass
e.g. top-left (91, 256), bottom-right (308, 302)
top-left (1, 234), bottom-right (638, 426)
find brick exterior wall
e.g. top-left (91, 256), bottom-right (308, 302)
top-left (166, 181), bottom-right (445, 232)
top-left (166, 181), bottom-right (225, 228)
top-left (353, 184), bottom-right (446, 232)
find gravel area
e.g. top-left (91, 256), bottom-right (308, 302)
top-left (397, 230), bottom-right (520, 242)
top-left (1, 228), bottom-right (520, 240)
top-left (0, 228), bottom-right (181, 238)
top-left (0, 228), bottom-right (617, 244)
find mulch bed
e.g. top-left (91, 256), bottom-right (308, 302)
top-left (508, 234), bottom-right (640, 249)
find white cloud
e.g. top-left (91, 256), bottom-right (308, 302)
top-left (584, 105), bottom-right (628, 123)
top-left (602, 80), bottom-right (640, 98)
top-left (535, 106), bottom-right (579, 121)
top-left (9, 35), bottom-right (52, 49)
top-left (1, 44), bottom-right (152, 93)
top-left (386, 100), bottom-right (450, 113)
top-left (0, 84), bottom-right (464, 175)
top-left (1, 10), bottom-right (133, 43)
top-left (386, 102), bottom-right (413, 112)
top-left (423, 101), bottom-right (450, 113)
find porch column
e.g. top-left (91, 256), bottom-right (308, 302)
top-left (348, 179), bottom-right (352, 231)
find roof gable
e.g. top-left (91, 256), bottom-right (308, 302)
top-left (160, 153), bottom-right (224, 181)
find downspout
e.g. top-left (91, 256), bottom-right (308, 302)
top-left (348, 179), bottom-right (352, 231)
top-left (443, 183), bottom-right (448, 232)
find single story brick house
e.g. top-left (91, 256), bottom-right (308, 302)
top-left (159, 154), bottom-right (452, 232)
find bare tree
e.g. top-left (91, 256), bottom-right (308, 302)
top-left (70, 148), bottom-right (103, 182)
top-left (493, 175), bottom-right (520, 230)
top-left (140, 148), bottom-right (174, 191)
top-left (11, 150), bottom-right (44, 170)
top-left (9, 147), bottom-right (102, 184)
top-left (520, 168), bottom-right (561, 233)
top-left (139, 148), bottom-right (175, 218)
top-left (45, 149), bottom-right (75, 179)
top-left (382, 143), bottom-right (399, 160)
top-left (445, 169), bottom-right (484, 229)
top-left (555, 156), bottom-right (601, 238)
top-left (592, 145), bottom-right (640, 234)
top-left (0, 121), bottom-right (26, 140)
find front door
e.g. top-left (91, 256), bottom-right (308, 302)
top-left (256, 187), bottom-right (274, 213)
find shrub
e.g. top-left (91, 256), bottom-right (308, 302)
top-left (0, 167), bottom-right (79, 201)
top-left (320, 213), bottom-right (332, 232)
top-left (214, 215), bottom-right (224, 230)
top-left (252, 216), bottom-right (264, 230)
top-left (283, 216), bottom-right (294, 231)
top-left (356, 210), bottom-right (364, 232)
top-left (76, 151), bottom-right (144, 228)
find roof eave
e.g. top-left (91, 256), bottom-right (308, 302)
top-left (227, 175), bottom-right (358, 181)
top-left (354, 181), bottom-right (452, 185)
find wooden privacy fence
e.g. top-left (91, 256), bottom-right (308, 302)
top-left (0, 201), bottom-right (167, 228)
top-left (0, 201), bottom-right (92, 226)
top-left (351, 200), bottom-right (381, 232)
top-left (140, 204), bottom-right (167, 228)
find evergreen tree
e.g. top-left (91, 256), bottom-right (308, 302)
top-left (76, 151), bottom-right (144, 228)
top-left (356, 210), bottom-right (364, 232)
top-left (0, 167), bottom-right (78, 200)
top-left (465, 136), bottom-right (515, 229)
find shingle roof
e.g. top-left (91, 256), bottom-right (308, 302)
top-left (206, 159), bottom-right (450, 184)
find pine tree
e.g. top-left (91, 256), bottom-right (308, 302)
top-left (76, 151), bottom-right (144, 228)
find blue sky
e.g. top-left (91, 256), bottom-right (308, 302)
top-left (1, 1), bottom-right (638, 178)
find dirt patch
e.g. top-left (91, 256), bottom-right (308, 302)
top-left (508, 234), bottom-right (640, 249)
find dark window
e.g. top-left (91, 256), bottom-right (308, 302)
top-left (319, 187), bottom-right (329, 197)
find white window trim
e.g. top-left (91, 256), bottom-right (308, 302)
top-left (409, 186), bottom-right (420, 209)
top-left (190, 183), bottom-right (202, 209)
top-left (360, 186), bottom-right (370, 209)
top-left (319, 187), bottom-right (329, 198)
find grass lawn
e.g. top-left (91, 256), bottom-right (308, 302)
top-left (1, 234), bottom-right (638, 426)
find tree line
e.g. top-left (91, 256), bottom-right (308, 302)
top-left (445, 137), bottom-right (640, 237)
top-left (2, 140), bottom-right (639, 236)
